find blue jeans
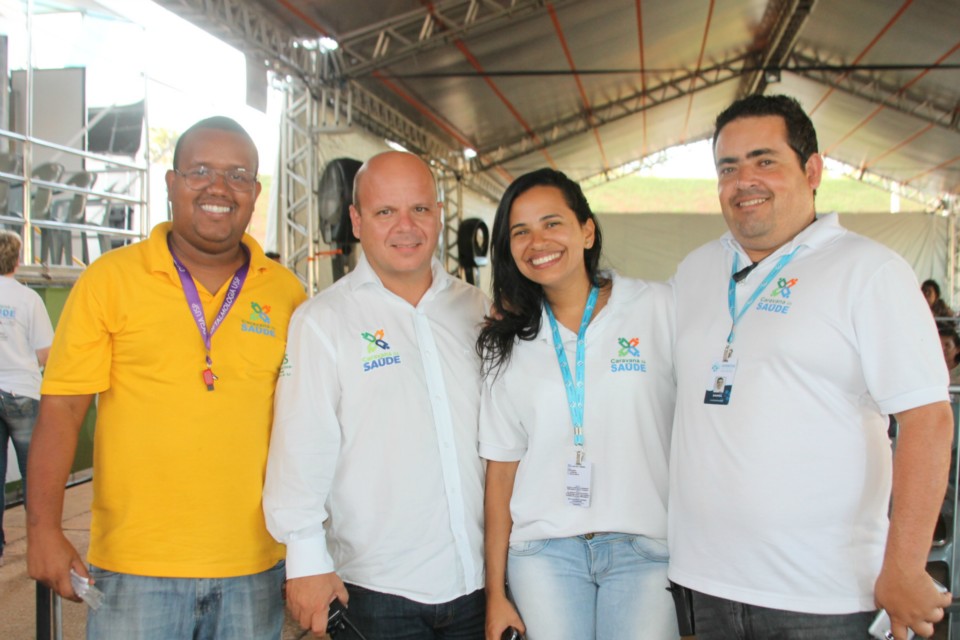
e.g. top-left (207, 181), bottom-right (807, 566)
top-left (85, 561), bottom-right (285, 640)
top-left (343, 583), bottom-right (485, 640)
top-left (507, 534), bottom-right (678, 640)
top-left (691, 589), bottom-right (876, 639)
top-left (0, 389), bottom-right (38, 552)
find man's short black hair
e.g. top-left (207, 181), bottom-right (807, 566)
top-left (172, 116), bottom-right (258, 172)
top-left (713, 94), bottom-right (819, 168)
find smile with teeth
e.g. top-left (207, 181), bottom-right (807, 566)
top-left (737, 197), bottom-right (768, 207)
top-left (531, 252), bottom-right (561, 266)
top-left (200, 203), bottom-right (232, 214)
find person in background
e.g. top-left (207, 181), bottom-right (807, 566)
top-left (27, 116), bottom-right (305, 639)
top-left (923, 279), bottom-right (954, 319)
top-left (0, 229), bottom-right (54, 565)
top-left (939, 325), bottom-right (960, 387)
top-left (478, 168), bottom-right (678, 640)
top-left (263, 151), bottom-right (489, 639)
top-left (669, 94), bottom-right (952, 640)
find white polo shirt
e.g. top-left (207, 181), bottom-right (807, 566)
top-left (263, 254), bottom-right (489, 604)
top-left (668, 213), bottom-right (948, 614)
top-left (0, 275), bottom-right (54, 399)
top-left (480, 274), bottom-right (676, 543)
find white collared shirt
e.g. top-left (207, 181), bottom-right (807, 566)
top-left (479, 273), bottom-right (676, 543)
top-left (668, 213), bottom-right (949, 613)
top-left (263, 254), bottom-right (489, 604)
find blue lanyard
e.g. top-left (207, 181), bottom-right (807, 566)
top-left (726, 248), bottom-right (798, 347)
top-left (545, 286), bottom-right (599, 458)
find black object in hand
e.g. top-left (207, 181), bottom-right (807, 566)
top-left (501, 627), bottom-right (521, 640)
top-left (327, 598), bottom-right (348, 635)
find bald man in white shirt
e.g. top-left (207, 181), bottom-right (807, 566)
top-left (264, 152), bottom-right (490, 639)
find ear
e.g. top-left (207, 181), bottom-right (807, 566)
top-left (349, 204), bottom-right (362, 241)
top-left (164, 169), bottom-right (176, 197)
top-left (582, 218), bottom-right (596, 249)
top-left (804, 152), bottom-right (824, 191)
top-left (254, 180), bottom-right (263, 200)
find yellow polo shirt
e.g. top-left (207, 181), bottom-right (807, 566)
top-left (43, 223), bottom-right (306, 578)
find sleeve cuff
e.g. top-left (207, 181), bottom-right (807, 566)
top-left (285, 535), bottom-right (337, 579)
top-left (479, 441), bottom-right (524, 462)
top-left (878, 386), bottom-right (950, 416)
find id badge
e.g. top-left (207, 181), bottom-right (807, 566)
top-left (704, 358), bottom-right (738, 405)
top-left (565, 459), bottom-right (593, 508)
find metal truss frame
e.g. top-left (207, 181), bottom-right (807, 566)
top-left (737, 0), bottom-right (817, 97)
top-left (578, 149), bottom-right (670, 191)
top-left (278, 78), bottom-right (486, 288)
top-left (279, 81), bottom-right (320, 293)
top-left (788, 45), bottom-right (960, 135)
top-left (333, 0), bottom-right (579, 80)
top-left (152, 0), bottom-right (324, 87)
top-left (951, 213), bottom-right (958, 308)
top-left (155, 0), bottom-right (508, 197)
top-left (473, 52), bottom-right (752, 172)
top-left (439, 171), bottom-right (465, 275)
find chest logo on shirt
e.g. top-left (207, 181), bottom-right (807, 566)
top-left (755, 276), bottom-right (798, 315)
top-left (610, 336), bottom-right (647, 373)
top-left (0, 305), bottom-right (15, 320)
top-left (361, 328), bottom-right (402, 372)
top-left (241, 301), bottom-right (276, 337)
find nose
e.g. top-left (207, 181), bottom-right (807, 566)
top-left (528, 227), bottom-right (549, 248)
top-left (736, 166), bottom-right (759, 189)
top-left (205, 171), bottom-right (231, 194)
top-left (395, 208), bottom-right (416, 228)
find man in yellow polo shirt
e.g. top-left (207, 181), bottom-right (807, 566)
top-left (26, 116), bottom-right (306, 639)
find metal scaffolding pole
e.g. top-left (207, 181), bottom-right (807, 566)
top-left (279, 79), bottom-right (319, 294)
top-left (439, 171), bottom-right (464, 276)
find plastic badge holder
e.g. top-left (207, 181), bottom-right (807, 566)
top-left (69, 569), bottom-right (104, 610)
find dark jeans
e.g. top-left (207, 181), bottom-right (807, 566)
top-left (692, 589), bottom-right (875, 639)
top-left (343, 584), bottom-right (485, 640)
top-left (0, 389), bottom-right (39, 552)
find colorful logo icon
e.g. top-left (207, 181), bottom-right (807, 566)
top-left (362, 329), bottom-right (391, 353)
top-left (250, 302), bottom-right (271, 324)
top-left (617, 337), bottom-right (640, 357)
top-left (770, 277), bottom-right (798, 298)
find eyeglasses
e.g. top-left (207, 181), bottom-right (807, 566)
top-left (174, 166), bottom-right (257, 191)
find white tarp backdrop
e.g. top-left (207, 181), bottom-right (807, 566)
top-left (597, 213), bottom-right (948, 289)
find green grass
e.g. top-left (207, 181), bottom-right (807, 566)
top-left (585, 176), bottom-right (926, 214)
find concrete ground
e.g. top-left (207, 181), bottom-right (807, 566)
top-left (0, 482), bottom-right (320, 639)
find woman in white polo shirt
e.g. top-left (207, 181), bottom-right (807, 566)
top-left (477, 168), bottom-right (678, 640)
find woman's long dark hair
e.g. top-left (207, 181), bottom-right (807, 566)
top-left (476, 168), bottom-right (604, 376)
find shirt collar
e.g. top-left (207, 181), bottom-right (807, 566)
top-left (721, 212), bottom-right (844, 264)
top-left (145, 221), bottom-right (272, 280)
top-left (349, 252), bottom-right (452, 303)
top-left (536, 270), bottom-right (621, 342)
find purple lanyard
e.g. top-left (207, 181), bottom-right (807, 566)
top-left (167, 236), bottom-right (250, 391)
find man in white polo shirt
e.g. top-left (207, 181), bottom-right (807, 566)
top-left (263, 151), bottom-right (489, 639)
top-left (669, 94), bottom-right (953, 640)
